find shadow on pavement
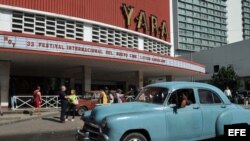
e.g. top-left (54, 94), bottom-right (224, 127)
top-left (0, 130), bottom-right (75, 141)
top-left (42, 117), bottom-right (61, 123)
top-left (53, 116), bottom-right (60, 119)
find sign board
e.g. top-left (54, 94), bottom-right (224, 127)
top-left (0, 35), bottom-right (205, 73)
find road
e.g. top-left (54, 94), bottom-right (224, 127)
top-left (0, 114), bottom-right (83, 141)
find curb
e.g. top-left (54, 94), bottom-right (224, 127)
top-left (0, 111), bottom-right (59, 126)
top-left (2, 109), bottom-right (60, 114)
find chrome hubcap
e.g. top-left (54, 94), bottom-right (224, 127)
top-left (129, 138), bottom-right (141, 141)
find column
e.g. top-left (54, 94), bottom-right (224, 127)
top-left (69, 78), bottom-right (75, 89)
top-left (166, 75), bottom-right (173, 81)
top-left (82, 66), bottom-right (91, 92)
top-left (83, 24), bottom-right (92, 42)
top-left (0, 61), bottom-right (10, 107)
top-left (136, 70), bottom-right (144, 89)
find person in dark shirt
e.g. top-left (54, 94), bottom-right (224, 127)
top-left (58, 85), bottom-right (68, 123)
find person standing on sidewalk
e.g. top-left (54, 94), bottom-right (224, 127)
top-left (58, 85), bottom-right (68, 123)
top-left (98, 90), bottom-right (108, 104)
top-left (224, 86), bottom-right (232, 101)
top-left (66, 89), bottom-right (78, 122)
top-left (0, 105), bottom-right (3, 116)
top-left (32, 86), bottom-right (42, 115)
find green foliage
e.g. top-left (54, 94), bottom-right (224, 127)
top-left (211, 66), bottom-right (240, 91)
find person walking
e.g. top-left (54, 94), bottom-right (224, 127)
top-left (98, 90), bottom-right (108, 104)
top-left (58, 85), bottom-right (68, 123)
top-left (224, 86), bottom-right (232, 100)
top-left (108, 91), bottom-right (114, 104)
top-left (66, 89), bottom-right (78, 122)
top-left (9, 77), bottom-right (17, 110)
top-left (115, 89), bottom-right (124, 103)
top-left (32, 86), bottom-right (42, 115)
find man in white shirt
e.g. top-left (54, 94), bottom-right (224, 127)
top-left (224, 86), bottom-right (232, 99)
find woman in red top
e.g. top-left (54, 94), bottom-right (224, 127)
top-left (32, 86), bottom-right (42, 115)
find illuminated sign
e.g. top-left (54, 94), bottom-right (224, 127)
top-left (0, 35), bottom-right (205, 73)
top-left (122, 4), bottom-right (168, 40)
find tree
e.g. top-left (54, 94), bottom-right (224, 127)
top-left (211, 66), bottom-right (240, 92)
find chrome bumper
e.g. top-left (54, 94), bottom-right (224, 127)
top-left (75, 128), bottom-right (109, 141)
top-left (75, 128), bottom-right (90, 141)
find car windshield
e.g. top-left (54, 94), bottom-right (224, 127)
top-left (136, 87), bottom-right (169, 104)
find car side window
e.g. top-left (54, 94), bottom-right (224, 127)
top-left (168, 88), bottom-right (196, 108)
top-left (213, 93), bottom-right (222, 103)
top-left (198, 89), bottom-right (222, 104)
top-left (137, 87), bottom-right (169, 104)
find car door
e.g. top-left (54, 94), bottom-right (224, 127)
top-left (166, 88), bottom-right (202, 141)
top-left (197, 88), bottom-right (229, 138)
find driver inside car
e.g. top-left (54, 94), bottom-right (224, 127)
top-left (180, 93), bottom-right (191, 108)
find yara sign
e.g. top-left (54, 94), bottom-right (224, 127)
top-left (122, 3), bottom-right (168, 40)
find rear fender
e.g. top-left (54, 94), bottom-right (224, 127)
top-left (216, 109), bottom-right (250, 136)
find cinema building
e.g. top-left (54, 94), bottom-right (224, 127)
top-left (0, 0), bottom-right (205, 107)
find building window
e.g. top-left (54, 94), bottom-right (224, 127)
top-left (12, 11), bottom-right (84, 40)
top-left (198, 89), bottom-right (222, 104)
top-left (214, 65), bottom-right (220, 73)
top-left (92, 25), bottom-right (139, 50)
top-left (11, 10), bottom-right (170, 55)
top-left (144, 38), bottom-right (170, 55)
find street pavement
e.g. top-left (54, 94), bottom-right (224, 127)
top-left (0, 104), bottom-right (249, 141)
top-left (0, 113), bottom-right (83, 141)
top-left (0, 110), bottom-right (59, 126)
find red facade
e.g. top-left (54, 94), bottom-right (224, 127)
top-left (0, 0), bottom-right (171, 42)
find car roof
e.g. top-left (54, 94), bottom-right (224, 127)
top-left (146, 81), bottom-right (219, 90)
top-left (146, 81), bottom-right (231, 104)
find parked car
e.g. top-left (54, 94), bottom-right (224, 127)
top-left (76, 91), bottom-right (101, 115)
top-left (76, 82), bottom-right (250, 141)
top-left (76, 90), bottom-right (132, 115)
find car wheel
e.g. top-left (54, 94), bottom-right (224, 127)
top-left (122, 133), bottom-right (147, 141)
top-left (77, 106), bottom-right (88, 116)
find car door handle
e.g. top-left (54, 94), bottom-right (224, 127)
top-left (193, 106), bottom-right (200, 109)
top-left (221, 105), bottom-right (227, 108)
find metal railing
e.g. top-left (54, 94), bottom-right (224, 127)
top-left (12, 95), bottom-right (60, 110)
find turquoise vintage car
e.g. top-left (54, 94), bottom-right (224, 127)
top-left (76, 82), bottom-right (250, 141)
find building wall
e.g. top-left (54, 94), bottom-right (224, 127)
top-left (172, 0), bottom-right (179, 56)
top-left (180, 40), bottom-right (250, 82)
top-left (227, 0), bottom-right (243, 43)
top-left (0, 0), bottom-right (171, 42)
top-left (174, 0), bottom-right (227, 55)
top-left (242, 0), bottom-right (250, 40)
top-left (0, 0), bottom-right (172, 56)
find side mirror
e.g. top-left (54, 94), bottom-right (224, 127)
top-left (169, 104), bottom-right (177, 108)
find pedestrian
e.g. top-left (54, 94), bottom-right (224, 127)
top-left (58, 85), bottom-right (68, 123)
top-left (224, 86), bottom-right (232, 100)
top-left (98, 90), bottom-right (108, 104)
top-left (115, 89), bottom-right (124, 103)
top-left (10, 94), bottom-right (17, 110)
top-left (66, 89), bottom-right (78, 122)
top-left (32, 86), bottom-right (42, 115)
top-left (0, 104), bottom-right (3, 116)
top-left (109, 90), bottom-right (114, 104)
top-left (9, 77), bottom-right (17, 110)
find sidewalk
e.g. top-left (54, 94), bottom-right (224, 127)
top-left (0, 104), bottom-right (249, 127)
top-left (0, 108), bottom-right (59, 126)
